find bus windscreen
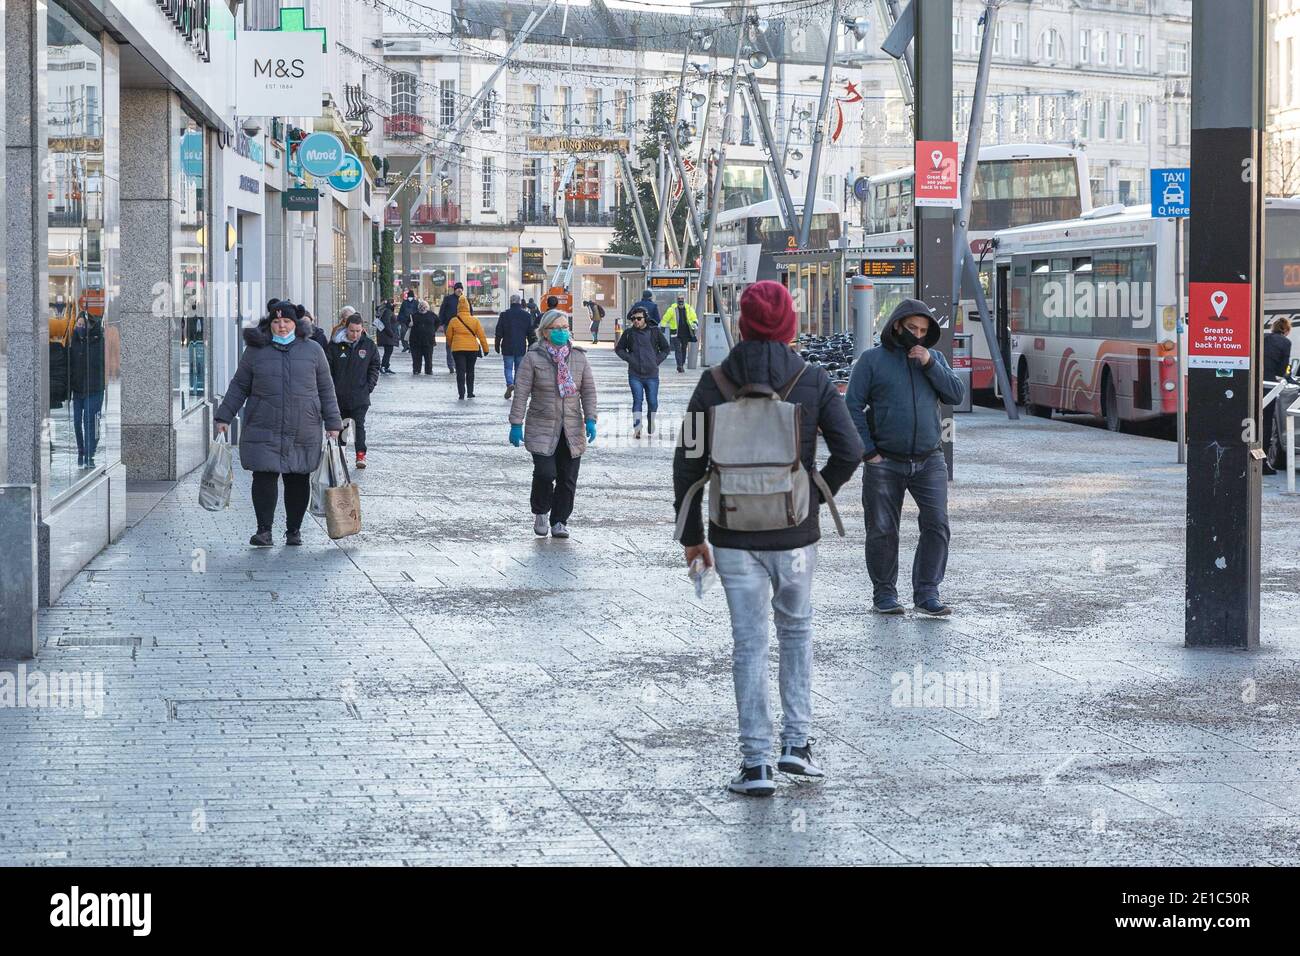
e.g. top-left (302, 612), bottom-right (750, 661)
top-left (1266, 207), bottom-right (1300, 293)
top-left (971, 158), bottom-right (1083, 231)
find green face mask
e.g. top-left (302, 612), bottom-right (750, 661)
top-left (548, 329), bottom-right (570, 346)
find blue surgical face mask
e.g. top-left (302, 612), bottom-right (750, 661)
top-left (548, 329), bottom-right (570, 346)
top-left (272, 331), bottom-right (295, 346)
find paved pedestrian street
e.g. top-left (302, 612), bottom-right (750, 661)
top-left (5, 345), bottom-right (1300, 867)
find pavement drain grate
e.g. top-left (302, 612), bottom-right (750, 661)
top-left (166, 698), bottom-right (361, 721)
top-left (56, 635), bottom-right (143, 659)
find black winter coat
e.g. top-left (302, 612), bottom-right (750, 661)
top-left (376, 304), bottom-right (399, 347)
top-left (411, 307), bottom-right (438, 345)
top-left (636, 297), bottom-right (661, 327)
top-left (214, 318), bottom-right (343, 474)
top-left (614, 325), bottom-right (671, 378)
top-left (329, 333), bottom-right (382, 411)
top-left (398, 297), bottom-right (418, 328)
top-left (495, 306), bottom-right (535, 356)
top-left (437, 292), bottom-right (460, 330)
top-left (673, 340), bottom-right (864, 551)
top-left (1264, 331), bottom-right (1292, 381)
top-left (70, 319), bottom-right (107, 395)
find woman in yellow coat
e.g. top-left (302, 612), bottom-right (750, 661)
top-left (445, 283), bottom-right (489, 399)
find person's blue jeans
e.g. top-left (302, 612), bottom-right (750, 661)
top-left (713, 545), bottom-right (816, 768)
top-left (73, 391), bottom-right (104, 459)
top-left (504, 353), bottom-right (523, 386)
top-left (862, 451), bottom-right (950, 605)
top-left (627, 374), bottom-right (659, 427)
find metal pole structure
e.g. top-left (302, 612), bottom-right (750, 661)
top-left (1176, 215), bottom-right (1186, 464)
top-left (680, 70), bottom-right (720, 260)
top-left (398, 176), bottom-right (415, 292)
top-left (852, 276), bottom-right (874, 358)
top-left (665, 129), bottom-right (705, 247)
top-left (913, 0), bottom-right (955, 477)
top-left (950, 1), bottom-right (1016, 420)
top-left (651, 151), bottom-right (670, 269)
top-left (742, 72), bottom-right (800, 234)
top-left (883, 0), bottom-right (916, 106)
top-left (695, 2), bottom-right (749, 368)
top-left (798, 0), bottom-right (843, 248)
top-left (617, 151), bottom-right (654, 265)
top-left (382, 2), bottom-right (557, 209)
top-left (1185, 0), bottom-right (1265, 649)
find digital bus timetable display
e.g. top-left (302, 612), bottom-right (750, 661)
top-left (859, 259), bottom-right (915, 278)
top-left (648, 275), bottom-right (689, 290)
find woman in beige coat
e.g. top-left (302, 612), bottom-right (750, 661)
top-left (508, 308), bottom-right (598, 538)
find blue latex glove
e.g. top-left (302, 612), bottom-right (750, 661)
top-left (509, 423), bottom-right (523, 447)
top-left (585, 419), bottom-right (597, 443)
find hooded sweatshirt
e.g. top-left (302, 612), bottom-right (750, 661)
top-left (845, 298), bottom-right (964, 461)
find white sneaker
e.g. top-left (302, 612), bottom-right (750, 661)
top-left (533, 514), bottom-right (549, 536)
top-left (550, 522), bottom-right (570, 538)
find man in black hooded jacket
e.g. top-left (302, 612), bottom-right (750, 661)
top-left (845, 298), bottom-right (964, 617)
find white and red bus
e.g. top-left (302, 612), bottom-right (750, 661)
top-left (990, 198), bottom-right (1300, 430)
top-left (856, 143), bottom-right (1092, 379)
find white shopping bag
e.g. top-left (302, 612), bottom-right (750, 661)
top-left (198, 434), bottom-right (234, 512)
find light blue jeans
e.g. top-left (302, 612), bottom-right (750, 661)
top-left (503, 353), bottom-right (522, 386)
top-left (713, 545), bottom-right (816, 767)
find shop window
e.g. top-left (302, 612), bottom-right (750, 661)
top-left (47, 0), bottom-right (116, 498)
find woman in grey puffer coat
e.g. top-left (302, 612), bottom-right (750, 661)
top-left (214, 304), bottom-right (343, 547)
top-left (507, 308), bottom-right (598, 539)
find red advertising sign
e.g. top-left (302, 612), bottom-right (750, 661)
top-left (392, 231), bottom-right (437, 245)
top-left (1188, 281), bottom-right (1251, 369)
top-left (914, 140), bottom-right (959, 207)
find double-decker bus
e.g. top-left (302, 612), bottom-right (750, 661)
top-left (991, 198), bottom-right (1300, 430)
top-left (710, 197), bottom-right (842, 332)
top-left (857, 144), bottom-right (1092, 383)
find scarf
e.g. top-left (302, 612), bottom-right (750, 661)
top-left (545, 343), bottom-right (578, 398)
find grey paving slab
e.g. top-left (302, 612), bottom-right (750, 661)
top-left (3, 343), bottom-right (1300, 865)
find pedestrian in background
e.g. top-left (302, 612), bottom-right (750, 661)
top-left (1263, 315), bottom-right (1293, 475)
top-left (613, 304), bottom-right (670, 439)
top-left (636, 288), bottom-right (661, 327)
top-left (448, 295), bottom-right (490, 400)
top-left (296, 304), bottom-right (329, 353)
top-left (70, 310), bottom-right (106, 468)
top-left (672, 280), bottom-right (862, 796)
top-left (397, 289), bottom-right (418, 353)
top-left (329, 312), bottom-right (382, 470)
top-left (496, 293), bottom-right (536, 399)
top-left (587, 299), bottom-right (606, 344)
top-left (375, 298), bottom-right (399, 374)
top-left (845, 298), bottom-right (965, 617)
top-left (329, 306), bottom-right (356, 344)
top-left (214, 302), bottom-right (342, 547)
top-left (438, 282), bottom-right (471, 374)
top-left (508, 307), bottom-right (598, 539)
top-left (661, 293), bottom-right (698, 372)
top-left (409, 298), bottom-right (437, 375)
top-left (526, 297), bottom-right (542, 330)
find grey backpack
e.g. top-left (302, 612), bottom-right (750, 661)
top-left (674, 365), bottom-right (845, 540)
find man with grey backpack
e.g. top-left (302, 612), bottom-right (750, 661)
top-left (673, 281), bottom-right (863, 797)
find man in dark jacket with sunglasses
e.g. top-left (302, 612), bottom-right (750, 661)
top-left (845, 298), bottom-right (964, 618)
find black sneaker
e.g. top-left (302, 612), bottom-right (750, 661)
top-left (777, 740), bottom-right (825, 780)
top-left (873, 598), bottom-right (905, 615)
top-left (647, 411), bottom-right (654, 434)
top-left (249, 530), bottom-right (273, 547)
top-left (914, 598), bottom-right (952, 617)
top-left (285, 530), bottom-right (302, 546)
top-left (727, 762), bottom-right (776, 797)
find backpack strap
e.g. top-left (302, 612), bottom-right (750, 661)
top-left (778, 364), bottom-right (808, 401)
top-left (674, 474), bottom-right (710, 543)
top-left (811, 470), bottom-right (846, 537)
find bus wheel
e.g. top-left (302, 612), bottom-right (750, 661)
top-left (1018, 359), bottom-right (1051, 418)
top-left (1102, 371), bottom-right (1122, 432)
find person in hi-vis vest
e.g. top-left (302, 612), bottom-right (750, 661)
top-left (661, 295), bottom-right (698, 372)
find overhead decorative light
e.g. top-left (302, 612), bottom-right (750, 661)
top-left (790, 149), bottom-right (804, 161)
top-left (698, 33), bottom-right (714, 51)
top-left (691, 92), bottom-right (706, 109)
top-left (843, 16), bottom-right (870, 42)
